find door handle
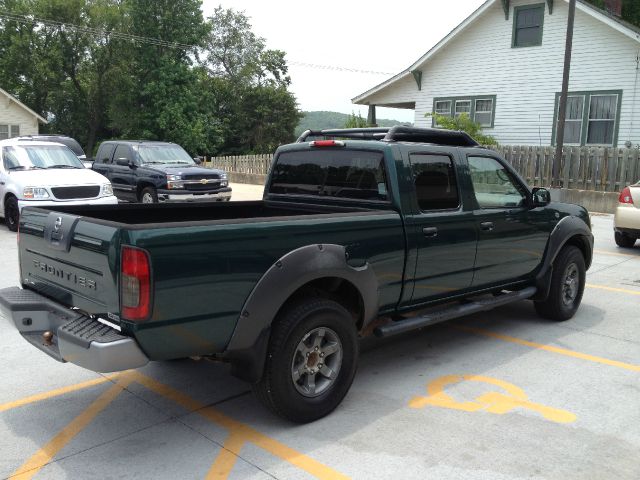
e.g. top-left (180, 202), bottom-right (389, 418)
top-left (422, 226), bottom-right (438, 238)
top-left (480, 221), bottom-right (495, 231)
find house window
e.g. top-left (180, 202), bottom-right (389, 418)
top-left (513, 4), bottom-right (545, 48)
top-left (432, 95), bottom-right (496, 128)
top-left (553, 91), bottom-right (622, 146)
top-left (0, 124), bottom-right (20, 140)
top-left (474, 99), bottom-right (494, 127)
top-left (455, 100), bottom-right (471, 117)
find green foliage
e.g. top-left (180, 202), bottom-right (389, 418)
top-left (583, 0), bottom-right (640, 27)
top-left (295, 111), bottom-right (407, 137)
top-left (0, 1), bottom-right (301, 156)
top-left (344, 112), bottom-right (369, 128)
top-left (428, 113), bottom-right (498, 146)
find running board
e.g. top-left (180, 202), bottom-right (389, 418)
top-left (374, 287), bottom-right (537, 338)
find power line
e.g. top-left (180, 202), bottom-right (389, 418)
top-left (0, 11), bottom-right (393, 76)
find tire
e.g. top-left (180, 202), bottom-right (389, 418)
top-left (5, 196), bottom-right (19, 232)
top-left (614, 231), bottom-right (636, 248)
top-left (253, 297), bottom-right (358, 423)
top-left (534, 246), bottom-right (586, 321)
top-left (139, 187), bottom-right (158, 204)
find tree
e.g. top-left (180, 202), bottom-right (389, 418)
top-left (583, 0), bottom-right (640, 27)
top-left (427, 113), bottom-right (498, 146)
top-left (344, 112), bottom-right (369, 128)
top-left (201, 7), bottom-right (301, 154)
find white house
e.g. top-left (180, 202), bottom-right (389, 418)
top-left (353, 0), bottom-right (640, 148)
top-left (0, 87), bottom-right (47, 139)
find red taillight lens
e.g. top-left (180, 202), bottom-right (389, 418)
top-left (619, 187), bottom-right (634, 205)
top-left (121, 246), bottom-right (151, 321)
top-left (309, 140), bottom-right (345, 147)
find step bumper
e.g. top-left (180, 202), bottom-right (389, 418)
top-left (0, 286), bottom-right (148, 373)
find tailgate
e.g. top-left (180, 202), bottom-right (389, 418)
top-left (18, 208), bottom-right (121, 321)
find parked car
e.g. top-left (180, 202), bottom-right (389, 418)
top-left (0, 127), bottom-right (593, 422)
top-left (92, 140), bottom-right (231, 203)
top-left (16, 135), bottom-right (93, 168)
top-left (0, 138), bottom-right (117, 231)
top-left (614, 181), bottom-right (639, 247)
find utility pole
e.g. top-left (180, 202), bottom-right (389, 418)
top-left (553, 0), bottom-right (576, 188)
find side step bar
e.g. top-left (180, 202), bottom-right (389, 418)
top-left (374, 287), bottom-right (537, 338)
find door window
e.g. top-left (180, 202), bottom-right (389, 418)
top-left (113, 145), bottom-right (132, 164)
top-left (410, 153), bottom-right (459, 211)
top-left (98, 144), bottom-right (116, 164)
top-left (468, 156), bottom-right (527, 208)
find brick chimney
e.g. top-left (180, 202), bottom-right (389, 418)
top-left (604, 0), bottom-right (622, 17)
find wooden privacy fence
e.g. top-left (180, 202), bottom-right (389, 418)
top-left (206, 147), bottom-right (640, 192)
top-left (495, 146), bottom-right (640, 192)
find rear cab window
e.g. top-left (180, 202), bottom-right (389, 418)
top-left (269, 149), bottom-right (388, 201)
top-left (96, 144), bottom-right (116, 164)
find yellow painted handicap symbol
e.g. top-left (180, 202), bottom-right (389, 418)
top-left (409, 374), bottom-right (576, 424)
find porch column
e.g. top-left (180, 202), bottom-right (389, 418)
top-left (367, 105), bottom-right (377, 126)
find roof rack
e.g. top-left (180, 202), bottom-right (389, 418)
top-left (296, 126), bottom-right (479, 147)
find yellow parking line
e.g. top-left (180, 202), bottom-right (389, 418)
top-left (453, 325), bottom-right (640, 373)
top-left (9, 373), bottom-right (135, 480)
top-left (0, 374), bottom-right (120, 413)
top-left (586, 283), bottom-right (640, 295)
top-left (135, 372), bottom-right (349, 480)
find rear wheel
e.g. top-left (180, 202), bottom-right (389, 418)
top-left (139, 187), bottom-right (158, 204)
top-left (534, 246), bottom-right (585, 321)
top-left (253, 297), bottom-right (358, 423)
top-left (614, 231), bottom-right (636, 248)
top-left (5, 196), bottom-right (19, 232)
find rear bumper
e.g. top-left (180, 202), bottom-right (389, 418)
top-left (157, 188), bottom-right (232, 202)
top-left (0, 286), bottom-right (148, 373)
top-left (614, 204), bottom-right (640, 231)
top-left (18, 195), bottom-right (118, 212)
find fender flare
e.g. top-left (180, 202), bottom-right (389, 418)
top-left (224, 243), bottom-right (379, 382)
top-left (534, 215), bottom-right (593, 300)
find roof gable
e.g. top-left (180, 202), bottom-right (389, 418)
top-left (353, 0), bottom-right (640, 104)
top-left (0, 88), bottom-right (47, 124)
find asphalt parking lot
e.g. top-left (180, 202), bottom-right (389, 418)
top-left (1, 190), bottom-right (639, 480)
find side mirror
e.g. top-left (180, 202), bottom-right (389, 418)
top-left (532, 187), bottom-right (551, 207)
top-left (193, 157), bottom-right (202, 165)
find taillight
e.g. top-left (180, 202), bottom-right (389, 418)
top-left (309, 140), bottom-right (345, 147)
top-left (121, 246), bottom-right (151, 321)
top-left (619, 187), bottom-right (634, 205)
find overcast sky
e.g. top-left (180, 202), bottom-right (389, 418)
top-left (201, 0), bottom-right (487, 122)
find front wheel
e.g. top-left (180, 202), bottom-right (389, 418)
top-left (5, 196), bottom-right (19, 232)
top-left (139, 187), bottom-right (158, 204)
top-left (253, 297), bottom-right (358, 423)
top-left (534, 246), bottom-right (585, 321)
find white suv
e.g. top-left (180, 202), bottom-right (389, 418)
top-left (0, 139), bottom-right (117, 231)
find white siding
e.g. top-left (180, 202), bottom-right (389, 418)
top-left (0, 97), bottom-right (40, 137)
top-left (362, 0), bottom-right (640, 147)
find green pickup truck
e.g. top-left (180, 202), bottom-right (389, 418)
top-left (0, 127), bottom-right (593, 423)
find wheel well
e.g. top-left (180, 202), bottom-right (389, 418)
top-left (564, 234), bottom-right (592, 269)
top-left (281, 277), bottom-right (365, 330)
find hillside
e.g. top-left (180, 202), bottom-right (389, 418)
top-left (295, 111), bottom-right (410, 137)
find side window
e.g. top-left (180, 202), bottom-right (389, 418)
top-left (98, 144), bottom-right (116, 164)
top-left (468, 156), bottom-right (527, 208)
top-left (410, 153), bottom-right (459, 211)
top-left (113, 145), bottom-right (131, 164)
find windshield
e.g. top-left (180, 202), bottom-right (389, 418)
top-left (136, 145), bottom-right (195, 165)
top-left (2, 145), bottom-right (84, 170)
